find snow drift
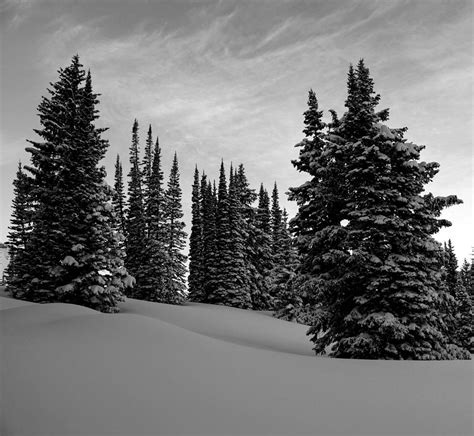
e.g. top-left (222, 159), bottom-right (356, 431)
top-left (1, 295), bottom-right (472, 435)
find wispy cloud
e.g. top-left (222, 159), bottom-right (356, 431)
top-left (1, 0), bottom-right (471, 259)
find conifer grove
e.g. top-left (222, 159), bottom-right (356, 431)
top-left (5, 55), bottom-right (471, 359)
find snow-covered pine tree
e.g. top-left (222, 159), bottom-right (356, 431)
top-left (288, 89), bottom-right (347, 326)
top-left (304, 60), bottom-right (469, 359)
top-left (187, 165), bottom-right (204, 301)
top-left (227, 165), bottom-right (252, 307)
top-left (270, 208), bottom-right (301, 315)
top-left (125, 119), bottom-right (147, 298)
top-left (249, 184), bottom-right (273, 310)
top-left (5, 162), bottom-right (33, 284)
top-left (7, 57), bottom-right (132, 312)
top-left (139, 136), bottom-right (168, 302)
top-left (206, 162), bottom-right (251, 308)
top-left (453, 282), bottom-right (473, 352)
top-left (200, 175), bottom-right (217, 301)
top-left (443, 240), bottom-right (458, 296)
top-left (271, 182), bottom-right (283, 255)
top-left (256, 185), bottom-right (271, 234)
top-left (161, 152), bottom-right (187, 304)
top-left (459, 259), bottom-right (472, 296)
top-left (113, 154), bottom-right (126, 235)
top-left (142, 125), bottom-right (154, 235)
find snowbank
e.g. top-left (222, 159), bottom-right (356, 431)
top-left (1, 296), bottom-right (472, 435)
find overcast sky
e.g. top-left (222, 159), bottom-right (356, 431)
top-left (0, 0), bottom-right (472, 261)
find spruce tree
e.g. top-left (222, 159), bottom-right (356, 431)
top-left (271, 209), bottom-right (301, 315)
top-left (125, 119), bottom-right (147, 297)
top-left (188, 166), bottom-right (204, 301)
top-left (454, 282), bottom-right (473, 352)
top-left (206, 162), bottom-right (251, 308)
top-left (296, 60), bottom-right (468, 359)
top-left (459, 259), bottom-right (472, 294)
top-left (256, 185), bottom-right (271, 234)
top-left (7, 57), bottom-right (131, 312)
top-left (5, 162), bottom-right (33, 282)
top-left (142, 125), bottom-right (154, 233)
top-left (200, 175), bottom-right (217, 300)
top-left (161, 152), bottom-right (187, 304)
top-left (271, 182), bottom-right (283, 253)
top-left (444, 239), bottom-right (458, 296)
top-left (113, 154), bottom-right (126, 235)
top-left (139, 137), bottom-right (168, 302)
top-left (288, 88), bottom-right (346, 325)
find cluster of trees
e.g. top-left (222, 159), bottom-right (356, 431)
top-left (440, 241), bottom-right (473, 352)
top-left (187, 162), bottom-right (298, 310)
top-left (113, 121), bottom-right (187, 304)
top-left (287, 59), bottom-right (472, 359)
top-left (6, 56), bottom-right (188, 310)
top-left (5, 54), bottom-right (471, 360)
top-left (6, 56), bottom-right (132, 312)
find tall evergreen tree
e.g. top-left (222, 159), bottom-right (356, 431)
top-left (200, 175), bottom-right (217, 300)
top-left (139, 137), bottom-right (168, 301)
top-left (142, 125), bottom-right (154, 232)
top-left (459, 259), bottom-right (472, 295)
top-left (113, 154), bottom-right (126, 235)
top-left (288, 88), bottom-right (345, 323)
top-left (256, 185), bottom-right (271, 234)
top-left (271, 182), bottom-right (283, 251)
top-left (161, 152), bottom-right (187, 304)
top-left (125, 119), bottom-right (147, 297)
top-left (453, 282), bottom-right (473, 352)
top-left (295, 60), bottom-right (468, 359)
top-left (188, 165), bottom-right (204, 301)
top-left (444, 239), bottom-right (458, 296)
top-left (5, 162), bottom-right (33, 281)
top-left (7, 56), bottom-right (131, 312)
top-left (206, 162), bottom-right (251, 308)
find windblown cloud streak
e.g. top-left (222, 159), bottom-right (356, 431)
top-left (1, 0), bottom-right (472, 260)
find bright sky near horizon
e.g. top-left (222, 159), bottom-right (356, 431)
top-left (0, 0), bottom-right (472, 262)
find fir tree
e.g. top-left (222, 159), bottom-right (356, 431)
top-left (200, 175), bottom-right (217, 300)
top-left (113, 154), bottom-right (126, 235)
top-left (7, 57), bottom-right (131, 312)
top-left (271, 209), bottom-right (301, 315)
top-left (297, 60), bottom-right (468, 359)
top-left (271, 182), bottom-right (283, 252)
top-left (443, 239), bottom-right (458, 296)
top-left (288, 88), bottom-right (346, 324)
top-left (459, 259), bottom-right (472, 295)
top-left (139, 137), bottom-right (168, 302)
top-left (454, 282), bottom-right (473, 352)
top-left (256, 185), bottom-right (271, 234)
top-left (206, 161), bottom-right (251, 308)
top-left (5, 162), bottom-right (33, 281)
top-left (188, 165), bottom-right (204, 301)
top-left (142, 125), bottom-right (154, 233)
top-left (125, 119), bottom-right (147, 297)
top-left (161, 152), bottom-right (187, 304)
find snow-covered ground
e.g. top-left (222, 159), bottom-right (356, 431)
top-left (1, 291), bottom-right (472, 436)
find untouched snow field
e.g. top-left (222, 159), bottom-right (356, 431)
top-left (1, 294), bottom-right (472, 436)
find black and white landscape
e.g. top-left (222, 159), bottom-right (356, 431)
top-left (1, 1), bottom-right (472, 435)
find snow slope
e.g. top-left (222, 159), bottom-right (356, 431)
top-left (1, 295), bottom-right (472, 436)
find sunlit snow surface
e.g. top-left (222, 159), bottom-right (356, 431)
top-left (1, 292), bottom-right (472, 436)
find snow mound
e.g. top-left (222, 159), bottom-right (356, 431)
top-left (1, 298), bottom-right (472, 436)
top-left (120, 298), bottom-right (312, 355)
